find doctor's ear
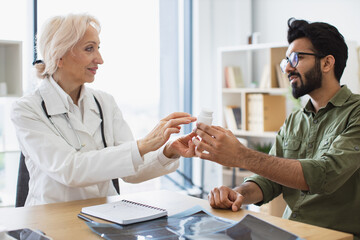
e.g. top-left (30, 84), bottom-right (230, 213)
top-left (57, 58), bottom-right (63, 68)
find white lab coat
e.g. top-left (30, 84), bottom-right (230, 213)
top-left (11, 77), bottom-right (179, 206)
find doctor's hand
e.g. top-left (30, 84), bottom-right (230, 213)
top-left (208, 186), bottom-right (244, 212)
top-left (163, 132), bottom-right (197, 158)
top-left (137, 112), bottom-right (196, 156)
top-left (192, 123), bottom-right (248, 168)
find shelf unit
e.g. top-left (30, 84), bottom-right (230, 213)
top-left (0, 40), bottom-right (22, 207)
top-left (0, 40), bottom-right (22, 97)
top-left (217, 43), bottom-right (290, 136)
top-left (0, 40), bottom-right (22, 152)
top-left (217, 43), bottom-right (290, 217)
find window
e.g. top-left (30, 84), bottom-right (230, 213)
top-left (0, 1), bottom-right (190, 206)
top-left (37, 0), bottom-right (161, 139)
top-left (37, 0), bottom-right (162, 194)
top-left (0, 0), bottom-right (29, 206)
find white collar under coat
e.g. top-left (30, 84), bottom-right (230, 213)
top-left (38, 77), bottom-right (102, 137)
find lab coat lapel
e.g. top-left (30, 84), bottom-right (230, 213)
top-left (64, 91), bottom-right (101, 137)
top-left (65, 113), bottom-right (94, 136)
top-left (81, 92), bottom-right (102, 137)
top-left (38, 78), bottom-right (68, 115)
top-left (39, 79), bottom-right (101, 137)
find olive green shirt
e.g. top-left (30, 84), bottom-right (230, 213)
top-left (246, 85), bottom-right (360, 239)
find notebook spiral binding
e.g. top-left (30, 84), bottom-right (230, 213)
top-left (122, 199), bottom-right (167, 212)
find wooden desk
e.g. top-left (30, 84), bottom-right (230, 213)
top-left (0, 190), bottom-right (352, 240)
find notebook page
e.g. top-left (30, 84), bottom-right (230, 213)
top-left (81, 200), bottom-right (167, 224)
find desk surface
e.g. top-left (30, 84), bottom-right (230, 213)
top-left (0, 190), bottom-right (352, 240)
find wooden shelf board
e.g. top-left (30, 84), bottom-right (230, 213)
top-left (222, 88), bottom-right (288, 94)
top-left (232, 129), bottom-right (277, 138)
top-left (222, 168), bottom-right (253, 178)
top-left (219, 42), bottom-right (287, 53)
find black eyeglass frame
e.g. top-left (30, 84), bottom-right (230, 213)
top-left (280, 52), bottom-right (325, 73)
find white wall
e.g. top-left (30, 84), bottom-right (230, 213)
top-left (0, 0), bottom-right (32, 206)
top-left (252, 0), bottom-right (360, 92)
top-left (252, 0), bottom-right (360, 44)
top-left (194, 0), bottom-right (360, 190)
top-left (193, 0), bottom-right (252, 119)
top-left (194, 0), bottom-right (360, 127)
top-left (0, 0), bottom-right (33, 94)
top-left (193, 0), bottom-right (252, 191)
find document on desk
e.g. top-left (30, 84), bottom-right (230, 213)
top-left (81, 199), bottom-right (167, 225)
top-left (83, 205), bottom-right (304, 240)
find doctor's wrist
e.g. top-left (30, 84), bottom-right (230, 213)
top-left (163, 142), bottom-right (180, 159)
top-left (137, 139), bottom-right (151, 157)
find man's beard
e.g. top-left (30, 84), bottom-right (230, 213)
top-left (290, 59), bottom-right (322, 99)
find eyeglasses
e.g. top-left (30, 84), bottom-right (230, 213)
top-left (280, 52), bottom-right (324, 73)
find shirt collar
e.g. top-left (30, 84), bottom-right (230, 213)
top-left (303, 85), bottom-right (352, 114)
top-left (49, 76), bottom-right (73, 110)
top-left (328, 85), bottom-right (352, 107)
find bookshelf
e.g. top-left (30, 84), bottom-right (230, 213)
top-left (0, 40), bottom-right (22, 207)
top-left (217, 43), bottom-right (291, 217)
top-left (0, 40), bottom-right (22, 97)
top-left (217, 43), bottom-right (290, 135)
top-left (0, 39), bottom-right (22, 152)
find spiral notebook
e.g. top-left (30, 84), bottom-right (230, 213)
top-left (81, 199), bottom-right (167, 225)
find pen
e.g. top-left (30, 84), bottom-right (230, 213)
top-left (77, 213), bottom-right (96, 223)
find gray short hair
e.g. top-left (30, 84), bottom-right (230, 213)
top-left (35, 13), bottom-right (101, 79)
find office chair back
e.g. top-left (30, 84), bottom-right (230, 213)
top-left (15, 153), bottom-right (120, 207)
top-left (15, 153), bottom-right (29, 207)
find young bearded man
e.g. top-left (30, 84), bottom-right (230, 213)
top-left (192, 18), bottom-right (360, 238)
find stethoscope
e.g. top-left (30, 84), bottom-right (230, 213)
top-left (41, 96), bottom-right (107, 151)
top-left (41, 95), bottom-right (120, 194)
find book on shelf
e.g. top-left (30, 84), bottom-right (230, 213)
top-left (224, 105), bottom-right (242, 131)
top-left (275, 64), bottom-right (290, 89)
top-left (224, 66), bottom-right (244, 88)
top-left (246, 93), bottom-right (286, 132)
top-left (81, 199), bottom-right (167, 225)
top-left (259, 64), bottom-right (271, 89)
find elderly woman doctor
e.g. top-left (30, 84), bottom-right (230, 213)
top-left (11, 13), bottom-right (197, 206)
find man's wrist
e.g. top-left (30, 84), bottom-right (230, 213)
top-left (239, 146), bottom-right (257, 170)
top-left (233, 186), bottom-right (243, 195)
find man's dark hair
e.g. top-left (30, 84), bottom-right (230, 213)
top-left (287, 18), bottom-right (348, 82)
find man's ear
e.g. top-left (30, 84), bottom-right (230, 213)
top-left (322, 55), bottom-right (335, 73)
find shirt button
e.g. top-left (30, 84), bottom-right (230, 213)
top-left (355, 146), bottom-right (360, 151)
top-left (300, 192), bottom-right (305, 196)
top-left (308, 143), bottom-right (313, 148)
top-left (291, 213), bottom-right (297, 218)
top-left (313, 119), bottom-right (318, 124)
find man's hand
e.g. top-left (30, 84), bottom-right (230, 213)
top-left (192, 123), bottom-right (248, 168)
top-left (208, 186), bottom-right (244, 212)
